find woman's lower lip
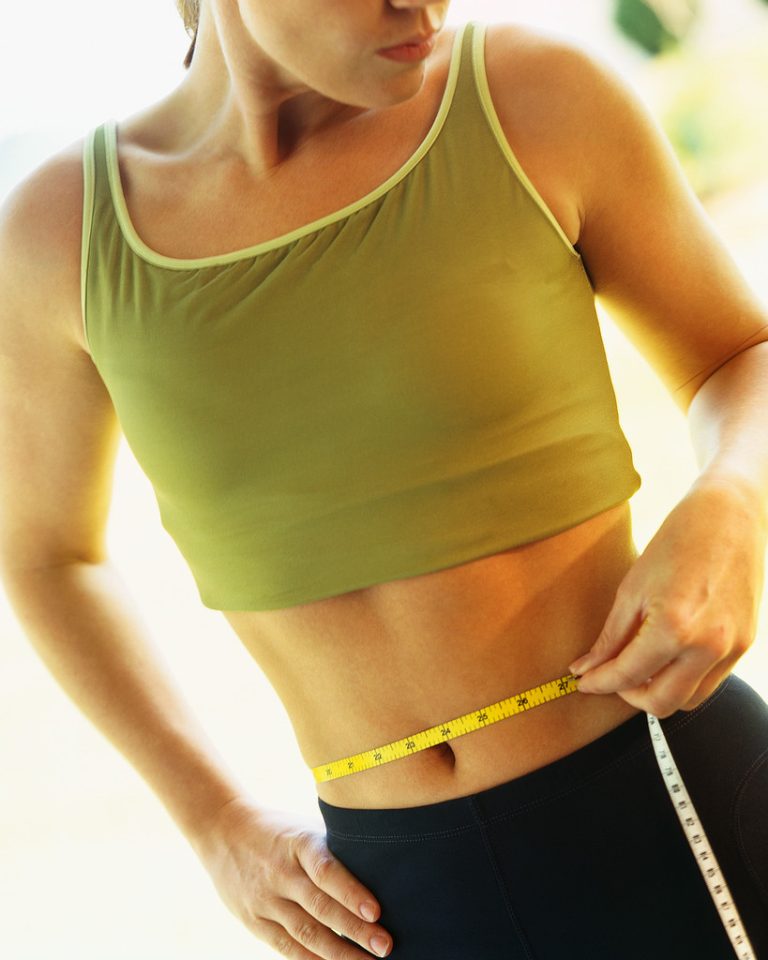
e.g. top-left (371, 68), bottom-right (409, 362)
top-left (377, 36), bottom-right (436, 62)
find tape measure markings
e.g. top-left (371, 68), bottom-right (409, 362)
top-left (312, 674), bottom-right (579, 783)
top-left (314, 672), bottom-right (756, 959)
top-left (647, 713), bottom-right (755, 960)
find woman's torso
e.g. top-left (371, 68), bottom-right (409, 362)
top-left (71, 23), bottom-right (643, 808)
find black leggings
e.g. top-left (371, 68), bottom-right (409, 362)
top-left (318, 672), bottom-right (768, 959)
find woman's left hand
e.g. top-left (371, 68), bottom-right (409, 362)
top-left (569, 474), bottom-right (768, 717)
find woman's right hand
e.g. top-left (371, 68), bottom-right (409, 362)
top-left (191, 796), bottom-right (393, 959)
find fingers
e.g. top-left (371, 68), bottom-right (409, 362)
top-left (297, 832), bottom-right (384, 927)
top-left (575, 613), bottom-right (676, 696)
top-left (293, 833), bottom-right (392, 957)
top-left (201, 802), bottom-right (393, 960)
top-left (605, 648), bottom-right (710, 718)
top-left (254, 914), bottom-right (372, 960)
top-left (569, 590), bottom-right (646, 675)
top-left (275, 898), bottom-right (389, 958)
top-left (675, 645), bottom-right (745, 711)
top-left (678, 661), bottom-right (732, 711)
top-left (573, 595), bottom-right (741, 716)
top-left (578, 628), bottom-right (731, 718)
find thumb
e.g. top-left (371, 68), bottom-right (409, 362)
top-left (569, 594), bottom-right (645, 674)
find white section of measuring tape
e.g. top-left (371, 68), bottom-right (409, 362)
top-left (646, 713), bottom-right (756, 959)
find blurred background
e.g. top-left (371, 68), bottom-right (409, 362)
top-left (1, 0), bottom-right (767, 957)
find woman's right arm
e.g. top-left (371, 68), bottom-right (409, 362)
top-left (0, 148), bottom-right (392, 959)
top-left (0, 147), bottom-right (257, 853)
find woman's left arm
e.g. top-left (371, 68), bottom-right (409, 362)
top-left (538, 38), bottom-right (768, 715)
top-left (571, 344), bottom-right (768, 715)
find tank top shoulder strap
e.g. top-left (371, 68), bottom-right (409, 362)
top-left (443, 20), bottom-right (510, 154)
top-left (450, 21), bottom-right (486, 121)
top-left (80, 120), bottom-right (121, 351)
top-left (446, 20), bottom-right (582, 261)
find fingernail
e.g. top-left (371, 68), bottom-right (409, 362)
top-left (371, 935), bottom-right (390, 957)
top-left (570, 657), bottom-right (592, 673)
top-left (360, 901), bottom-right (376, 922)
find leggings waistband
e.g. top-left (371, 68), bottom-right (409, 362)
top-left (317, 673), bottom-right (735, 840)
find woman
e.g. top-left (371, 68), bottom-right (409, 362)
top-left (1, 1), bottom-right (767, 957)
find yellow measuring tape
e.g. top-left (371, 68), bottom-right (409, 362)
top-left (312, 672), bottom-right (580, 783)
top-left (314, 672), bottom-right (757, 959)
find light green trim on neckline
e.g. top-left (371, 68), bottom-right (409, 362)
top-left (104, 20), bottom-right (471, 271)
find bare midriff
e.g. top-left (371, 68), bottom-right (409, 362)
top-left (223, 501), bottom-right (643, 809)
top-left (76, 25), bottom-right (643, 809)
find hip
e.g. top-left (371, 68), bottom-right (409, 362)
top-left (319, 672), bottom-right (768, 959)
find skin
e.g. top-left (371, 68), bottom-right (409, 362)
top-left (166, 0), bottom-right (452, 176)
top-left (148, 7), bottom-right (768, 953)
top-left (2, 2), bottom-right (768, 958)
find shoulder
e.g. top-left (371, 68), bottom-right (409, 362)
top-left (482, 20), bottom-right (642, 130)
top-left (0, 134), bottom-right (89, 353)
top-left (482, 21), bottom-right (656, 235)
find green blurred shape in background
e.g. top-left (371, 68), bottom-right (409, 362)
top-left (614, 0), bottom-right (698, 56)
top-left (612, 0), bottom-right (768, 199)
top-left (615, 0), bottom-right (768, 56)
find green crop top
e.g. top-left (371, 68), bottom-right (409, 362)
top-left (80, 20), bottom-right (642, 611)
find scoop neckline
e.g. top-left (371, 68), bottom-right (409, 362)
top-left (104, 20), bottom-right (473, 271)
